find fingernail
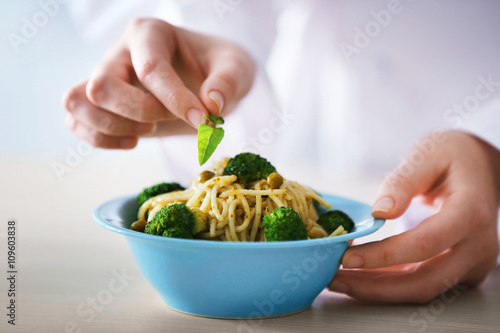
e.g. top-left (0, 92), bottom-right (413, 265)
top-left (120, 137), bottom-right (136, 149)
top-left (208, 90), bottom-right (224, 114)
top-left (330, 279), bottom-right (350, 294)
top-left (372, 196), bottom-right (395, 214)
top-left (187, 108), bottom-right (205, 127)
top-left (343, 254), bottom-right (363, 268)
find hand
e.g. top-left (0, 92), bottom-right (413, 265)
top-left (62, 18), bottom-right (254, 149)
top-left (330, 130), bottom-right (500, 303)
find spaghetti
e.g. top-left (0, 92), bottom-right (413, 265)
top-left (137, 158), bottom-right (347, 242)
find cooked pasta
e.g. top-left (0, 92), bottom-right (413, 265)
top-left (137, 158), bottom-right (347, 242)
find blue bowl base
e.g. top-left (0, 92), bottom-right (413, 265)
top-left (161, 297), bottom-right (312, 319)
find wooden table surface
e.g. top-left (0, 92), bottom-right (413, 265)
top-left (1, 152), bottom-right (499, 333)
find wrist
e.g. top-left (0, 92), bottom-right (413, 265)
top-left (461, 131), bottom-right (500, 204)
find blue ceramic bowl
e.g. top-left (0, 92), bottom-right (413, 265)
top-left (93, 194), bottom-right (384, 319)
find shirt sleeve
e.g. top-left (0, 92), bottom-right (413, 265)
top-left (456, 96), bottom-right (500, 152)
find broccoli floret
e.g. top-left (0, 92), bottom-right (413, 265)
top-left (162, 227), bottom-right (193, 239)
top-left (223, 152), bottom-right (277, 187)
top-left (137, 182), bottom-right (185, 207)
top-left (262, 207), bottom-right (308, 241)
top-left (316, 210), bottom-right (355, 234)
top-left (144, 203), bottom-right (209, 239)
top-left (145, 203), bottom-right (194, 235)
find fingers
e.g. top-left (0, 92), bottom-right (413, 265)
top-left (86, 74), bottom-right (173, 123)
top-left (342, 192), bottom-right (476, 269)
top-left (86, 38), bottom-right (175, 123)
top-left (62, 33), bottom-right (177, 148)
top-left (64, 17), bottom-right (255, 149)
top-left (64, 81), bottom-right (155, 136)
top-left (65, 114), bottom-right (138, 149)
top-left (330, 242), bottom-right (474, 304)
top-left (350, 134), bottom-right (492, 270)
top-left (372, 143), bottom-right (451, 220)
top-left (62, 81), bottom-right (152, 149)
top-left (330, 132), bottom-right (500, 304)
top-left (127, 19), bottom-right (209, 127)
top-left (198, 45), bottom-right (255, 116)
top-left (330, 229), bottom-right (497, 304)
top-left (331, 193), bottom-right (499, 303)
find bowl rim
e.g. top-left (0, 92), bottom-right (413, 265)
top-left (92, 194), bottom-right (385, 249)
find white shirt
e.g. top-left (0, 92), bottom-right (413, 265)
top-left (69, 0), bottom-right (500, 184)
top-left (69, 0), bottom-right (500, 261)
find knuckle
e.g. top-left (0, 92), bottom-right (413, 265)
top-left (82, 128), bottom-right (105, 147)
top-left (415, 233), bottom-right (439, 259)
top-left (215, 72), bottom-right (238, 97)
top-left (372, 238), bottom-right (397, 267)
top-left (128, 17), bottom-right (166, 31)
top-left (62, 87), bottom-right (79, 112)
top-left (98, 117), bottom-right (116, 135)
top-left (70, 119), bottom-right (109, 148)
top-left (164, 88), bottom-right (178, 108)
top-left (159, 87), bottom-right (183, 115)
top-left (380, 247), bottom-right (395, 267)
top-left (115, 99), bottom-right (140, 120)
top-left (135, 58), bottom-right (161, 83)
top-left (86, 76), bottom-right (109, 105)
top-left (128, 17), bottom-right (149, 29)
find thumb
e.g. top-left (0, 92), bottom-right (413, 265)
top-left (371, 184), bottom-right (412, 221)
top-left (372, 147), bottom-right (446, 220)
top-left (199, 46), bottom-right (255, 116)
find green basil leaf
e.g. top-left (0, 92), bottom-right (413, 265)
top-left (213, 117), bottom-right (224, 125)
top-left (204, 114), bottom-right (215, 123)
top-left (205, 114), bottom-right (224, 125)
top-left (198, 124), bottom-right (225, 166)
